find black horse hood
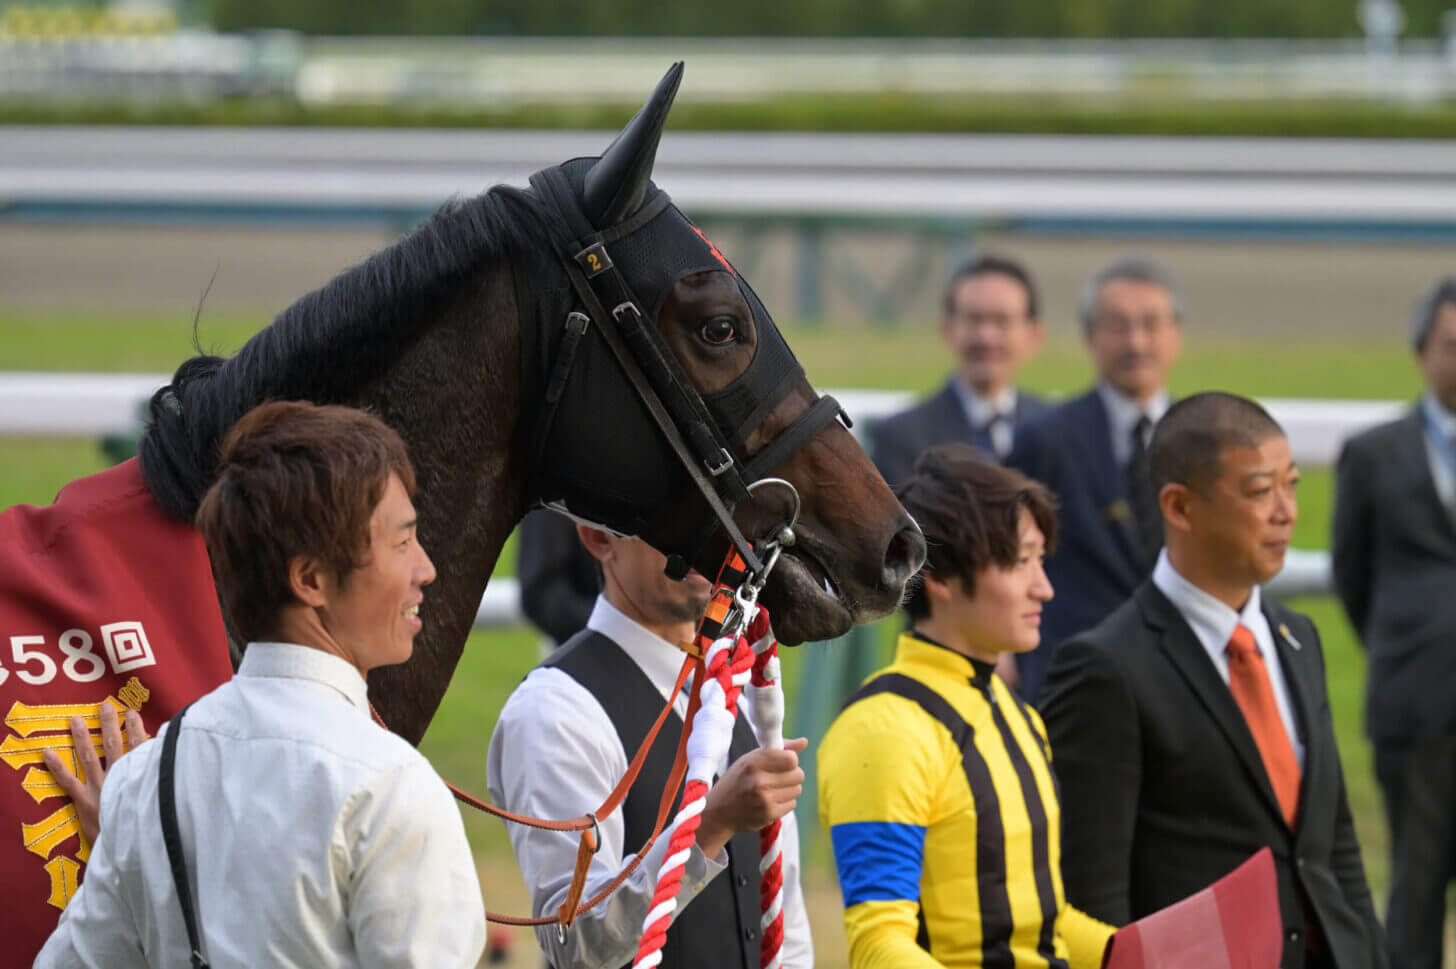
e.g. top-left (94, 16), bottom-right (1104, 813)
top-left (525, 64), bottom-right (809, 548)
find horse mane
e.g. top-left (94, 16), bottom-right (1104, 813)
top-left (139, 184), bottom-right (546, 522)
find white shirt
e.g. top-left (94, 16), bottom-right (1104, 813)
top-left (37, 643), bottom-right (485, 969)
top-left (1421, 392), bottom-right (1456, 511)
top-left (1152, 552), bottom-right (1305, 768)
top-left (1098, 382), bottom-right (1171, 467)
top-left (487, 596), bottom-right (813, 969)
top-left (952, 380), bottom-right (1019, 459)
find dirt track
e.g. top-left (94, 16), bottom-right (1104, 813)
top-left (3, 223), bottom-right (1453, 340)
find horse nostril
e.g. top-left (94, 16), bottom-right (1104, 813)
top-left (881, 522), bottom-right (927, 587)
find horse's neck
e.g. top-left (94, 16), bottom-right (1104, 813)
top-left (362, 264), bottom-right (528, 744)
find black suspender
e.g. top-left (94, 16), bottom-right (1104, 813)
top-left (158, 702), bottom-right (210, 969)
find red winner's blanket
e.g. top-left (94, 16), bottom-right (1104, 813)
top-left (0, 458), bottom-right (233, 966)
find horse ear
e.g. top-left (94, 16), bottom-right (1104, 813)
top-left (582, 62), bottom-right (683, 227)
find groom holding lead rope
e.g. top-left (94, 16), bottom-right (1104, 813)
top-left (488, 520), bottom-right (813, 969)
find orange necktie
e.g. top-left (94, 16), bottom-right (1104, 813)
top-left (1226, 624), bottom-right (1301, 828)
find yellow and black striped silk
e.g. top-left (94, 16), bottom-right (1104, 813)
top-left (818, 634), bottom-right (1112, 969)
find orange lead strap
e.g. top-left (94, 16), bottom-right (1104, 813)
top-left (633, 547), bottom-right (767, 969)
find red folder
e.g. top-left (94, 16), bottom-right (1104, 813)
top-left (1101, 848), bottom-right (1283, 969)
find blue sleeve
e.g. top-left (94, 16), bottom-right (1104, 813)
top-left (830, 821), bottom-right (926, 906)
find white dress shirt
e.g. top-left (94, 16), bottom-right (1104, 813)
top-left (487, 596), bottom-right (813, 969)
top-left (952, 380), bottom-right (1019, 459)
top-left (1421, 391), bottom-right (1456, 512)
top-left (1098, 383), bottom-right (1171, 467)
top-left (1152, 552), bottom-right (1305, 768)
top-left (37, 642), bottom-right (485, 969)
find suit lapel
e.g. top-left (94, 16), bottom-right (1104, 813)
top-left (1011, 389), bottom-right (1048, 428)
top-left (1263, 602), bottom-right (1320, 830)
top-left (1078, 391), bottom-right (1144, 578)
top-left (928, 381), bottom-right (978, 446)
top-left (1141, 585), bottom-right (1288, 827)
top-left (1399, 409), bottom-right (1456, 544)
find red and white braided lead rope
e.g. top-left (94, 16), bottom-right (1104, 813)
top-left (745, 608), bottom-right (787, 969)
top-left (632, 615), bottom-right (759, 969)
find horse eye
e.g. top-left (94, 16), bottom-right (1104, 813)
top-left (700, 317), bottom-right (737, 346)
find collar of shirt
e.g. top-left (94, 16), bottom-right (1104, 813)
top-left (1151, 550), bottom-right (1273, 677)
top-left (1099, 382), bottom-right (1171, 466)
top-left (952, 378), bottom-right (1017, 431)
top-left (238, 642), bottom-right (371, 714)
top-left (1423, 391), bottom-right (1456, 439)
top-left (895, 631), bottom-right (995, 685)
top-left (1421, 392), bottom-right (1456, 509)
top-left (1149, 550), bottom-right (1305, 768)
top-left (585, 595), bottom-right (691, 703)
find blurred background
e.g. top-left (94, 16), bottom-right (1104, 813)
top-left (4, 1), bottom-right (1456, 965)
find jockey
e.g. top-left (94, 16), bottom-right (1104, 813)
top-left (36, 401), bottom-right (486, 969)
top-left (818, 443), bottom-right (1114, 969)
top-left (487, 522), bottom-right (813, 969)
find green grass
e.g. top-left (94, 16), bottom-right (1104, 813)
top-left (0, 307), bottom-right (1404, 920)
top-left (0, 306), bottom-right (1424, 399)
top-left (0, 311), bottom-right (269, 372)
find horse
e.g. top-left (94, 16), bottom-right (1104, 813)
top-left (134, 63), bottom-right (926, 745)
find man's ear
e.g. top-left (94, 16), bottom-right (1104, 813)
top-left (288, 555), bottom-right (329, 609)
top-left (1159, 482), bottom-right (1194, 536)
top-left (576, 524), bottom-right (614, 565)
top-left (920, 570), bottom-right (955, 604)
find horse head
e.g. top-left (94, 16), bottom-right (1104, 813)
top-left (528, 64), bottom-right (926, 645)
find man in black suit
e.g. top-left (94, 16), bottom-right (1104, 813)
top-left (1005, 256), bottom-right (1182, 700)
top-left (870, 253), bottom-right (1050, 486)
top-left (1333, 276), bottom-right (1456, 969)
top-left (1042, 392), bottom-right (1385, 969)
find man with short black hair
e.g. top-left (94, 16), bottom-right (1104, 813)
top-left (1042, 392), bottom-right (1384, 969)
top-left (37, 401), bottom-right (486, 969)
top-left (1006, 255), bottom-right (1182, 700)
top-left (1334, 275), bottom-right (1456, 969)
top-left (871, 253), bottom-right (1049, 485)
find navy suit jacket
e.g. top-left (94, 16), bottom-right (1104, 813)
top-left (869, 378), bottom-right (1051, 487)
top-left (1005, 388), bottom-right (1150, 700)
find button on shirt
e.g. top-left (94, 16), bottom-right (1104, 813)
top-left (1152, 552), bottom-right (1305, 767)
top-left (487, 596), bottom-right (813, 969)
top-left (1099, 383), bottom-right (1170, 468)
top-left (952, 381), bottom-right (1019, 460)
top-left (37, 642), bottom-right (486, 969)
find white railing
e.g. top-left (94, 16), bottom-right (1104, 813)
top-left (2, 372), bottom-right (1381, 614)
top-left (7, 128), bottom-right (1456, 226)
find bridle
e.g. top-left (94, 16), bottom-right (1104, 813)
top-left (378, 155), bottom-right (843, 937)
top-left (525, 164), bottom-right (848, 577)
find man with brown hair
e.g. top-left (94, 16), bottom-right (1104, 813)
top-left (819, 443), bottom-right (1112, 968)
top-left (38, 401), bottom-right (485, 969)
